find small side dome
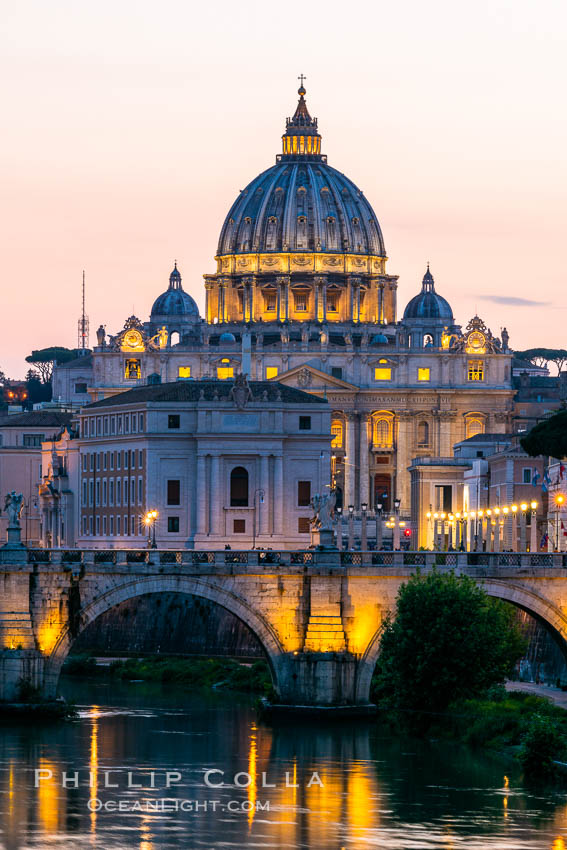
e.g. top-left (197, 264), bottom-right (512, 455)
top-left (370, 332), bottom-right (389, 345)
top-left (403, 266), bottom-right (454, 322)
top-left (150, 264), bottom-right (200, 321)
top-left (219, 332), bottom-right (236, 343)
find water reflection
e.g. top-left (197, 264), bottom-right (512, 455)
top-left (0, 677), bottom-right (565, 849)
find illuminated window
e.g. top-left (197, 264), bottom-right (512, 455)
top-left (265, 293), bottom-right (276, 311)
top-left (178, 366), bottom-right (191, 378)
top-left (294, 293), bottom-right (307, 312)
top-left (418, 368), bottom-right (430, 382)
top-left (327, 296), bottom-right (338, 312)
top-left (466, 418), bottom-right (484, 439)
top-left (374, 367), bottom-right (391, 381)
top-left (468, 360), bottom-right (484, 381)
top-left (217, 359), bottom-right (234, 380)
top-left (331, 420), bottom-right (343, 448)
top-left (125, 359), bottom-right (141, 380)
top-left (373, 417), bottom-right (393, 448)
top-left (266, 366), bottom-right (278, 379)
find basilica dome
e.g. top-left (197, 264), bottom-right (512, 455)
top-left (403, 267), bottom-right (453, 321)
top-left (151, 264), bottom-right (200, 321)
top-left (216, 87), bottom-right (386, 258)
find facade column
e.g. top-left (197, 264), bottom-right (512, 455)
top-left (196, 454), bottom-right (207, 535)
top-left (223, 280), bottom-right (229, 323)
top-left (274, 455), bottom-right (284, 534)
top-left (322, 281), bottom-right (327, 323)
top-left (345, 413), bottom-right (356, 509)
top-left (314, 283), bottom-right (320, 322)
top-left (210, 455), bottom-right (221, 537)
top-left (276, 282), bottom-right (281, 322)
top-left (204, 283), bottom-right (211, 324)
top-left (378, 282), bottom-right (384, 323)
top-left (249, 281), bottom-right (255, 322)
top-left (284, 283), bottom-right (289, 321)
top-left (355, 285), bottom-right (361, 323)
top-left (260, 454), bottom-right (270, 535)
top-left (359, 413), bottom-right (370, 509)
top-left (217, 285), bottom-right (223, 324)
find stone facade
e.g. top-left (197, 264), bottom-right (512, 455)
top-left (40, 379), bottom-right (331, 550)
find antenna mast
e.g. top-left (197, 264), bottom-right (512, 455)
top-left (77, 270), bottom-right (90, 353)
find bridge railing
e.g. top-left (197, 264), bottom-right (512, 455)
top-left (3, 548), bottom-right (567, 571)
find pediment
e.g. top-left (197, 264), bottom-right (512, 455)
top-left (274, 363), bottom-right (358, 391)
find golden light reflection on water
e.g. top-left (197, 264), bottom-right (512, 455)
top-left (248, 721), bottom-right (257, 829)
top-left (553, 838), bottom-right (567, 850)
top-left (90, 706), bottom-right (99, 840)
top-left (347, 763), bottom-right (375, 833)
top-left (37, 757), bottom-right (59, 833)
top-left (139, 814), bottom-right (153, 850)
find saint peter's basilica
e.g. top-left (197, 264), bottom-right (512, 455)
top-left (52, 84), bottom-right (514, 535)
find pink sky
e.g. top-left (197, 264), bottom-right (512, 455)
top-left (1, 0), bottom-right (566, 379)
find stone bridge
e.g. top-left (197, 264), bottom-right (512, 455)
top-left (1, 546), bottom-right (567, 708)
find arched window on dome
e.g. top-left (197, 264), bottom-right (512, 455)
top-left (372, 412), bottom-right (394, 449)
top-left (170, 331), bottom-right (180, 346)
top-left (331, 420), bottom-right (343, 449)
top-left (465, 416), bottom-right (485, 440)
top-left (266, 216), bottom-right (278, 252)
top-left (296, 215), bottom-right (307, 250)
top-left (230, 466), bottom-right (249, 507)
top-left (424, 334), bottom-right (434, 347)
top-left (418, 421), bottom-right (429, 446)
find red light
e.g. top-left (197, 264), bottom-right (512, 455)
top-left (404, 528), bottom-right (412, 537)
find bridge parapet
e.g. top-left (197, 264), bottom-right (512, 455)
top-left (1, 547), bottom-right (566, 573)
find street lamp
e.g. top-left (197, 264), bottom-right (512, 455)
top-left (348, 504), bottom-right (354, 550)
top-left (336, 505), bottom-right (343, 550)
top-left (556, 494), bottom-right (565, 551)
top-left (361, 501), bottom-right (368, 551)
top-left (144, 509), bottom-right (158, 549)
top-left (375, 502), bottom-right (383, 550)
top-left (393, 498), bottom-right (401, 550)
top-left (252, 489), bottom-right (265, 549)
top-left (529, 500), bottom-right (538, 553)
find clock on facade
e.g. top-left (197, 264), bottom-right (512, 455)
top-left (121, 329), bottom-right (145, 351)
top-left (466, 331), bottom-right (486, 353)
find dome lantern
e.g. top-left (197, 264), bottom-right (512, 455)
top-left (281, 78), bottom-right (322, 159)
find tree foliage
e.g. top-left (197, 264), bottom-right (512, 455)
top-left (25, 369), bottom-right (52, 404)
top-left (515, 348), bottom-right (567, 375)
top-left (519, 715), bottom-right (566, 779)
top-left (520, 409), bottom-right (567, 460)
top-left (373, 570), bottom-right (527, 713)
top-left (24, 347), bottom-right (76, 383)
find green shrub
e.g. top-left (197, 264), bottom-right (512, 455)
top-left (519, 716), bottom-right (567, 779)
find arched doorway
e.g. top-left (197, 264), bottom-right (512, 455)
top-left (374, 474), bottom-right (391, 512)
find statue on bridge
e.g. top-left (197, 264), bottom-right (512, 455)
top-left (310, 490), bottom-right (337, 532)
top-left (4, 492), bottom-right (24, 528)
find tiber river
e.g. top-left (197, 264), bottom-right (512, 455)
top-left (1, 678), bottom-right (567, 849)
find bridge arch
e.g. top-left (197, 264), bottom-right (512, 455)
top-left (44, 575), bottom-right (285, 698)
top-left (355, 579), bottom-right (567, 704)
